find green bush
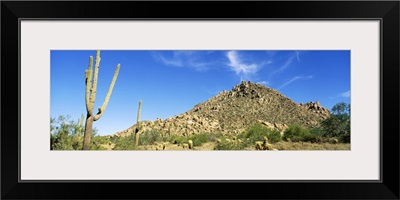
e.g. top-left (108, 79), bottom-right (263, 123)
top-left (50, 115), bottom-right (110, 150)
top-left (92, 135), bottom-right (111, 144)
top-left (90, 143), bottom-right (109, 150)
top-left (283, 124), bottom-right (310, 141)
top-left (310, 127), bottom-right (326, 136)
top-left (89, 135), bottom-right (111, 150)
top-left (189, 133), bottom-right (213, 146)
top-left (167, 133), bottom-right (217, 147)
top-left (112, 134), bottom-right (138, 150)
top-left (302, 133), bottom-right (319, 143)
top-left (229, 123), bottom-right (283, 148)
top-left (168, 135), bottom-right (188, 145)
top-left (289, 136), bottom-right (304, 142)
top-left (284, 124), bottom-right (324, 143)
top-left (51, 115), bottom-right (87, 150)
top-left (267, 129), bottom-right (282, 143)
top-left (138, 129), bottom-right (166, 145)
top-left (241, 123), bottom-right (270, 143)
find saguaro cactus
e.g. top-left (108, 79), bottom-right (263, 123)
top-left (135, 100), bottom-right (142, 146)
top-left (83, 50), bottom-right (120, 150)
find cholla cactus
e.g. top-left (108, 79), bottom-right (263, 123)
top-left (255, 141), bottom-right (263, 150)
top-left (82, 50), bottom-right (120, 150)
top-left (255, 139), bottom-right (273, 150)
top-left (329, 138), bottom-right (339, 144)
top-left (76, 114), bottom-right (85, 137)
top-left (188, 140), bottom-right (193, 149)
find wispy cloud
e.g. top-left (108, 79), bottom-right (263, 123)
top-left (261, 60), bottom-right (273, 66)
top-left (271, 51), bottom-right (302, 75)
top-left (154, 51), bottom-right (214, 71)
top-left (329, 90), bottom-right (351, 99)
top-left (278, 75), bottom-right (313, 90)
top-left (341, 90), bottom-right (351, 98)
top-left (226, 51), bottom-right (261, 80)
top-left (156, 54), bottom-right (183, 67)
top-left (271, 54), bottom-right (295, 75)
top-left (187, 59), bottom-right (213, 71)
top-left (296, 50), bottom-right (301, 62)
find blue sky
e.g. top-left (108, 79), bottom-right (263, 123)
top-left (51, 50), bottom-right (350, 135)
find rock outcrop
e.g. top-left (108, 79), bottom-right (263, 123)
top-left (112, 81), bottom-right (330, 137)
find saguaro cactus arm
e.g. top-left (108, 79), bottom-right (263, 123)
top-left (85, 56), bottom-right (94, 115)
top-left (90, 50), bottom-right (101, 106)
top-left (93, 64), bottom-right (121, 121)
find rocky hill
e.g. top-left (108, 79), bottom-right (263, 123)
top-left (112, 81), bottom-right (330, 138)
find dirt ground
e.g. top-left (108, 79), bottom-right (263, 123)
top-left (102, 141), bottom-right (350, 151)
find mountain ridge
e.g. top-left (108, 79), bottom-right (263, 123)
top-left (112, 81), bottom-right (330, 138)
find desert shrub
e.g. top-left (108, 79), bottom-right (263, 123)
top-left (50, 115), bottom-right (88, 150)
top-left (50, 134), bottom-right (57, 149)
top-left (89, 135), bottom-right (111, 150)
top-left (289, 136), bottom-right (304, 142)
top-left (112, 134), bottom-right (138, 150)
top-left (90, 143), bottom-right (109, 150)
top-left (240, 123), bottom-right (270, 143)
top-left (283, 124), bottom-right (310, 141)
top-left (284, 125), bottom-right (324, 143)
top-left (206, 133), bottom-right (225, 143)
top-left (284, 124), bottom-right (319, 143)
top-left (189, 133), bottom-right (212, 146)
top-left (91, 135), bottom-right (110, 144)
top-left (267, 129), bottom-right (282, 143)
top-left (309, 128), bottom-right (332, 143)
top-left (50, 115), bottom-right (111, 150)
top-left (310, 127), bottom-right (325, 136)
top-left (168, 135), bottom-right (188, 145)
top-left (302, 133), bottom-right (319, 143)
top-left (139, 129), bottom-right (166, 145)
top-left (214, 140), bottom-right (246, 150)
top-left (233, 123), bottom-right (284, 148)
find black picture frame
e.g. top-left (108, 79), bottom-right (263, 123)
top-left (2, 1), bottom-right (399, 199)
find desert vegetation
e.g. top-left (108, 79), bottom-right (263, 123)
top-left (50, 115), bottom-right (110, 150)
top-left (51, 52), bottom-right (350, 151)
top-left (51, 101), bottom-right (350, 151)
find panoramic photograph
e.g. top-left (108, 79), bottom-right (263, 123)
top-left (50, 50), bottom-right (350, 151)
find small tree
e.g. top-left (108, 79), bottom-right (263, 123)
top-left (331, 102), bottom-right (350, 121)
top-left (321, 102), bottom-right (350, 143)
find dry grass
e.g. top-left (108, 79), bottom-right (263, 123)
top-left (271, 141), bottom-right (350, 150)
top-left (128, 141), bottom-right (350, 151)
